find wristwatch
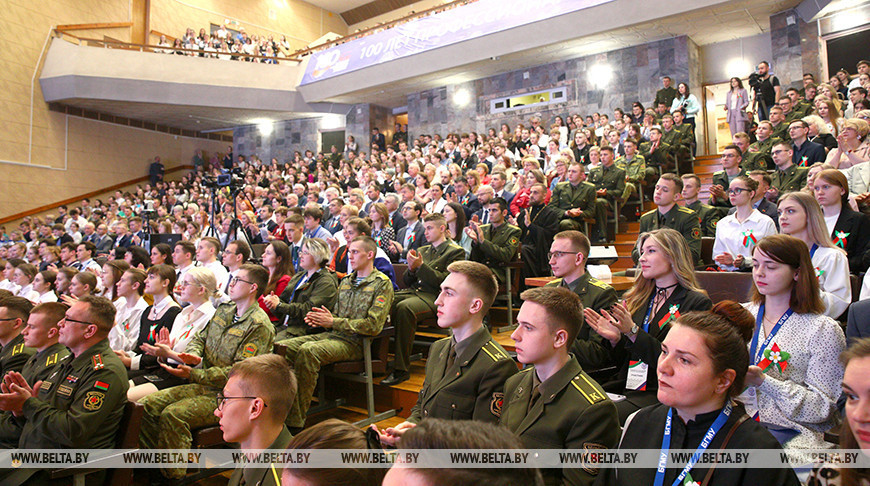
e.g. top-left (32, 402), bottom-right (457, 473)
top-left (626, 324), bottom-right (639, 337)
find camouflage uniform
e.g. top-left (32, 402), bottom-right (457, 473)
top-left (615, 154), bottom-right (651, 200)
top-left (279, 270), bottom-right (393, 428)
top-left (139, 302), bottom-right (274, 479)
top-left (469, 223), bottom-right (521, 284)
top-left (0, 342), bottom-right (68, 448)
top-left (391, 241), bottom-right (465, 373)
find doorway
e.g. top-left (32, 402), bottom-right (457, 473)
top-left (702, 81), bottom-right (744, 155)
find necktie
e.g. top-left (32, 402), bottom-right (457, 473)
top-left (405, 225), bottom-right (413, 248)
top-left (445, 345), bottom-right (457, 373)
top-left (527, 385), bottom-right (541, 414)
top-left (291, 246), bottom-right (300, 270)
top-left (224, 273), bottom-right (232, 294)
top-left (481, 209), bottom-right (489, 224)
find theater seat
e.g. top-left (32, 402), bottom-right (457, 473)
top-left (694, 271), bottom-right (753, 304)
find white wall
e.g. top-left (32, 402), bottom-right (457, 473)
top-left (699, 32), bottom-right (772, 86)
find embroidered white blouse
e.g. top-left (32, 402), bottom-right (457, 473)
top-left (811, 246), bottom-right (852, 318)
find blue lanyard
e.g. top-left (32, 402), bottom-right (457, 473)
top-left (749, 303), bottom-right (793, 365)
top-left (810, 243), bottom-right (818, 258)
top-left (642, 296), bottom-right (656, 332)
top-left (654, 402), bottom-right (733, 486)
top-left (288, 272), bottom-right (311, 302)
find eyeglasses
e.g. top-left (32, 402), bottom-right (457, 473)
top-left (61, 316), bottom-right (96, 326)
top-left (0, 317), bottom-right (18, 322)
top-left (216, 393), bottom-right (266, 411)
top-left (548, 251), bottom-right (580, 260)
top-left (728, 187), bottom-right (751, 195)
top-left (230, 276), bottom-right (255, 286)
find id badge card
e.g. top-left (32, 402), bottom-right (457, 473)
top-left (626, 360), bottom-right (648, 391)
top-left (738, 386), bottom-right (760, 421)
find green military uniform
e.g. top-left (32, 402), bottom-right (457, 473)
top-left (140, 301), bottom-right (274, 479)
top-left (0, 333), bottom-right (35, 377)
top-left (546, 275), bottom-right (618, 376)
top-left (469, 223), bottom-right (520, 283)
top-left (674, 123), bottom-right (695, 149)
top-left (685, 200), bottom-right (726, 237)
top-left (661, 128), bottom-right (693, 173)
top-left (0, 342), bottom-right (68, 448)
top-left (279, 269), bottom-right (393, 428)
top-left (548, 180), bottom-right (598, 232)
top-left (634, 205), bottom-right (702, 264)
top-left (615, 154), bottom-right (651, 200)
top-left (272, 268), bottom-right (339, 340)
top-left (409, 326), bottom-right (517, 424)
top-left (709, 168), bottom-right (747, 207)
top-left (0, 339), bottom-right (127, 485)
top-left (228, 427), bottom-right (292, 486)
top-left (392, 241), bottom-right (465, 373)
top-left (794, 100), bottom-right (813, 118)
top-left (661, 128), bottom-right (685, 150)
top-left (655, 86), bottom-right (677, 108)
top-left (770, 121), bottom-right (789, 143)
top-left (639, 140), bottom-right (674, 174)
top-left (783, 109), bottom-right (802, 124)
top-left (749, 137), bottom-right (775, 156)
top-left (772, 164), bottom-right (809, 196)
top-left (588, 164), bottom-right (626, 241)
top-left (500, 359), bottom-right (619, 486)
top-left (741, 151), bottom-right (774, 172)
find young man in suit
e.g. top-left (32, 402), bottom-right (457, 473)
top-left (501, 286), bottom-right (619, 486)
top-left (393, 201), bottom-right (426, 261)
top-left (374, 261), bottom-right (517, 445)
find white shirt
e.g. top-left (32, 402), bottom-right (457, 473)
top-left (0, 280), bottom-right (20, 294)
top-left (426, 198), bottom-right (447, 215)
top-left (173, 262), bottom-right (196, 303)
top-left (712, 209), bottom-right (777, 271)
top-left (38, 291), bottom-right (58, 303)
top-left (108, 296), bottom-right (148, 353)
top-left (203, 260), bottom-right (229, 293)
top-left (167, 300), bottom-right (216, 364)
top-left (16, 284), bottom-right (39, 303)
top-left (811, 245), bottom-right (852, 318)
top-left (824, 210), bottom-right (840, 236)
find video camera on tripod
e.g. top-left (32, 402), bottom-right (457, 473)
top-left (203, 167), bottom-right (245, 190)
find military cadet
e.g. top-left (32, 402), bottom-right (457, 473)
top-left (384, 214), bottom-right (465, 386)
top-left (659, 114), bottom-right (684, 149)
top-left (374, 261), bottom-right (517, 446)
top-left (514, 183), bottom-right (562, 279)
top-left (769, 140), bottom-right (809, 201)
top-left (588, 147), bottom-right (626, 243)
top-left (634, 173), bottom-right (702, 264)
top-left (466, 197), bottom-right (520, 284)
top-left (0, 296), bottom-right (35, 376)
top-left (681, 174), bottom-right (725, 237)
top-left (0, 302), bottom-right (68, 448)
top-left (707, 144), bottom-right (747, 208)
top-left (749, 121), bottom-right (776, 158)
top-left (615, 139), bottom-right (651, 201)
top-left (139, 263), bottom-right (275, 480)
top-left (639, 127), bottom-right (675, 174)
top-left (501, 287), bottom-right (619, 486)
top-left (216, 354), bottom-right (296, 486)
top-left (734, 131), bottom-right (773, 171)
top-left (548, 160), bottom-right (598, 233)
top-left (768, 105), bottom-right (789, 143)
top-left (546, 231), bottom-right (617, 376)
top-left (778, 95), bottom-right (801, 123)
top-left (279, 236), bottom-right (393, 427)
top-left (672, 110), bottom-right (696, 159)
top-left (0, 296), bottom-right (127, 485)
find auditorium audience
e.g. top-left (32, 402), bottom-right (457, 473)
top-left (813, 169), bottom-right (870, 273)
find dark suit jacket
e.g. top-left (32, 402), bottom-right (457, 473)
top-left (457, 193), bottom-right (482, 219)
top-left (832, 205), bottom-right (870, 273)
top-left (389, 211), bottom-right (407, 233)
top-left (395, 221), bottom-right (426, 258)
top-left (112, 234), bottom-right (132, 249)
top-left (372, 133), bottom-right (386, 151)
top-left (848, 299), bottom-right (870, 345)
top-left (93, 235), bottom-right (115, 254)
top-left (323, 216), bottom-right (342, 234)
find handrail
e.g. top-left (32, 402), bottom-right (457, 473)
top-left (56, 22), bottom-right (132, 32)
top-left (149, 29), bottom-right (176, 43)
top-left (0, 165), bottom-right (193, 226)
top-left (54, 30), bottom-right (301, 63)
top-left (292, 0), bottom-right (476, 58)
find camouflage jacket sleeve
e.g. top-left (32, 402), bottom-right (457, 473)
top-left (189, 313), bottom-right (275, 389)
top-left (625, 158), bottom-right (647, 184)
top-left (333, 276), bottom-right (394, 337)
top-left (473, 225), bottom-right (520, 265)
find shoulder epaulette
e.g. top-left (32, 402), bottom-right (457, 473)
top-left (507, 224), bottom-right (520, 231)
top-left (642, 209), bottom-right (656, 217)
top-left (10, 343), bottom-right (25, 356)
top-left (713, 170), bottom-right (725, 175)
top-left (480, 223), bottom-right (492, 228)
top-left (481, 341), bottom-right (510, 361)
top-left (588, 278), bottom-right (613, 290)
top-left (545, 277), bottom-right (563, 287)
top-left (677, 206), bottom-right (695, 214)
top-left (518, 366), bottom-right (533, 374)
top-left (447, 242), bottom-right (463, 249)
top-left (374, 272), bottom-right (390, 281)
top-left (570, 373), bottom-right (607, 405)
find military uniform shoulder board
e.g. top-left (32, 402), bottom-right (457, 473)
top-left (588, 278), bottom-right (612, 290)
top-left (570, 373), bottom-right (607, 405)
top-left (642, 209), bottom-right (656, 217)
top-left (507, 224), bottom-right (520, 231)
top-left (713, 170), bottom-right (725, 175)
top-left (374, 272), bottom-right (390, 281)
top-left (677, 206), bottom-right (695, 214)
top-left (481, 341), bottom-right (509, 361)
top-left (546, 278), bottom-right (563, 287)
top-left (518, 366), bottom-right (534, 374)
top-left (92, 354), bottom-right (104, 370)
top-left (11, 343), bottom-right (25, 355)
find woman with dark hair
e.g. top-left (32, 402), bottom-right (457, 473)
top-left (584, 228), bottom-right (712, 422)
top-left (32, 270), bottom-right (57, 303)
top-left (725, 77), bottom-right (750, 136)
top-left (282, 419), bottom-right (386, 486)
top-left (813, 169), bottom-right (870, 273)
top-left (607, 302), bottom-right (800, 485)
top-left (258, 241), bottom-right (293, 324)
top-left (369, 202), bottom-right (398, 261)
top-left (742, 234), bottom-right (845, 459)
top-left (150, 242), bottom-right (174, 266)
top-left (670, 82), bottom-right (701, 130)
top-left (807, 338), bottom-right (870, 485)
top-left (100, 259), bottom-right (131, 301)
top-left (264, 238), bottom-right (338, 340)
top-left (443, 202), bottom-right (471, 258)
top-left (630, 102), bottom-right (645, 124)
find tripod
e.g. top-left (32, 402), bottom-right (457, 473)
top-left (205, 184), bottom-right (258, 262)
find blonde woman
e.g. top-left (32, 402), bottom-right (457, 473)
top-left (584, 228), bottom-right (712, 422)
top-left (778, 191), bottom-right (851, 318)
top-left (803, 114), bottom-right (838, 153)
top-left (825, 118), bottom-right (870, 169)
top-left (129, 266), bottom-right (218, 401)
